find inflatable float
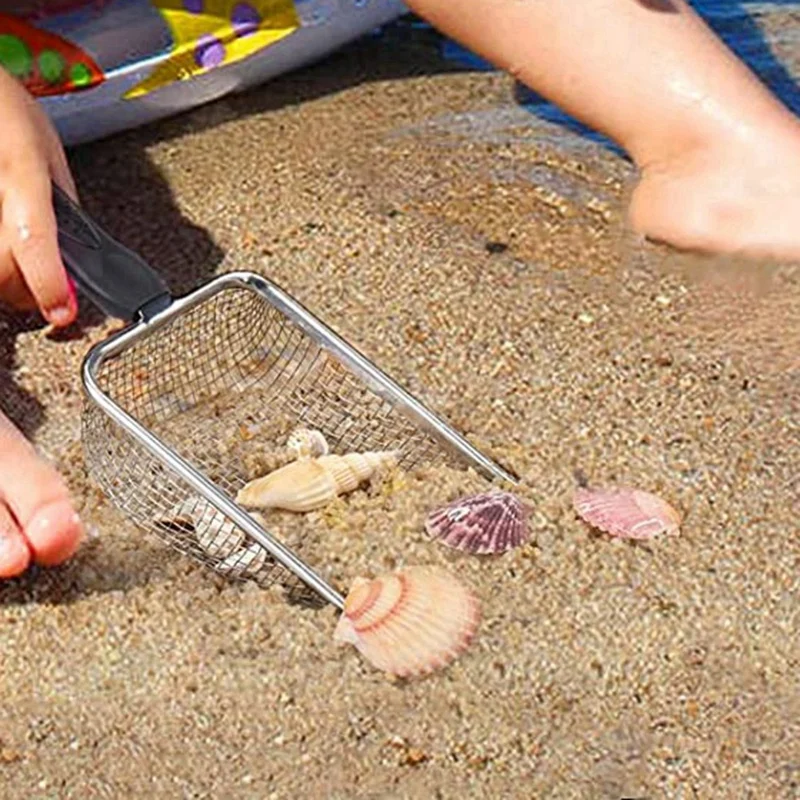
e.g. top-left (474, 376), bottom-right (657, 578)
top-left (1, 0), bottom-right (407, 146)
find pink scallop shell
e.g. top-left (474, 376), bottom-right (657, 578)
top-left (573, 486), bottom-right (681, 540)
top-left (333, 566), bottom-right (480, 678)
top-left (424, 491), bottom-right (530, 554)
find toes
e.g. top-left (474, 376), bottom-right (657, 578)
top-left (25, 499), bottom-right (83, 567)
top-left (0, 501), bottom-right (31, 578)
top-left (0, 413), bottom-right (83, 569)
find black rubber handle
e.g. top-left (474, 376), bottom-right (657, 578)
top-left (53, 183), bottom-right (171, 321)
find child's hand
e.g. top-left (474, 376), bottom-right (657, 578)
top-left (0, 68), bottom-right (77, 325)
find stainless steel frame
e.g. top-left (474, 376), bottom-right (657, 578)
top-left (80, 272), bottom-right (518, 609)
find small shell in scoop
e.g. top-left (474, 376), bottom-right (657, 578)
top-left (286, 427), bottom-right (329, 459)
top-left (156, 496), bottom-right (245, 559)
top-left (236, 451), bottom-right (398, 512)
top-left (215, 541), bottom-right (269, 578)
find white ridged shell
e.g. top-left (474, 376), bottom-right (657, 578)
top-left (215, 541), bottom-right (268, 577)
top-left (157, 498), bottom-right (273, 577)
top-left (158, 496), bottom-right (245, 558)
top-left (286, 427), bottom-right (330, 459)
top-left (236, 451), bottom-right (398, 512)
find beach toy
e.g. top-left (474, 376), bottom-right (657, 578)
top-left (51, 183), bottom-right (517, 609)
top-left (0, 13), bottom-right (105, 96)
top-left (14, 2), bottom-right (114, 18)
top-left (236, 450), bottom-right (399, 512)
top-left (122, 0), bottom-right (302, 100)
top-left (333, 566), bottom-right (481, 677)
top-left (424, 489), bottom-right (530, 554)
top-left (4, 0), bottom-right (408, 146)
top-left (573, 486), bottom-right (682, 540)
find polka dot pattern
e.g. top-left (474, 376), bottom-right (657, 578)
top-left (231, 3), bottom-right (260, 37)
top-left (194, 33), bottom-right (225, 69)
top-left (69, 62), bottom-right (92, 87)
top-left (0, 34), bottom-right (33, 79)
top-left (38, 48), bottom-right (65, 83)
top-left (183, 2), bottom-right (272, 71)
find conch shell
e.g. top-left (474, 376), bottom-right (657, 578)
top-left (236, 451), bottom-right (398, 512)
top-left (333, 566), bottom-right (480, 677)
top-left (286, 427), bottom-right (329, 459)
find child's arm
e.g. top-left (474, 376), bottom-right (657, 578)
top-left (404, 0), bottom-right (796, 168)
top-left (0, 67), bottom-right (77, 325)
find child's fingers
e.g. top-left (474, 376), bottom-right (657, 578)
top-left (4, 163), bottom-right (76, 327)
top-left (45, 138), bottom-right (79, 205)
top-left (52, 165), bottom-right (78, 204)
top-left (0, 230), bottom-right (37, 310)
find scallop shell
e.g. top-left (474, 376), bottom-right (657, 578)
top-left (424, 490), bottom-right (529, 554)
top-left (286, 427), bottom-right (329, 459)
top-left (573, 486), bottom-right (681, 539)
top-left (333, 566), bottom-right (480, 677)
top-left (236, 450), bottom-right (398, 512)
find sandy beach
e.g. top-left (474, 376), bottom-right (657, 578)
top-left (1, 17), bottom-right (798, 799)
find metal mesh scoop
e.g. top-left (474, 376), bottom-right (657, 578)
top-left (54, 185), bottom-right (517, 609)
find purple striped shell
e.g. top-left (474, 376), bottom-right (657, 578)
top-left (424, 491), bottom-right (530, 554)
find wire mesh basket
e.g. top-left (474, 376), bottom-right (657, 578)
top-left (54, 183), bottom-right (515, 608)
top-left (80, 274), bottom-right (516, 606)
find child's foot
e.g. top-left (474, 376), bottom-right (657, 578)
top-left (0, 410), bottom-right (83, 578)
top-left (629, 128), bottom-right (800, 259)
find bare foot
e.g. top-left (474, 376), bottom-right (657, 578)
top-left (0, 410), bottom-right (83, 578)
top-left (629, 129), bottom-right (800, 259)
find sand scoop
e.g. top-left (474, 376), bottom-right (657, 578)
top-left (54, 185), bottom-right (517, 608)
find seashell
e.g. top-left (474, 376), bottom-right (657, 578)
top-left (154, 499), bottom-right (196, 531)
top-left (215, 541), bottom-right (269, 578)
top-left (424, 490), bottom-right (530, 554)
top-left (236, 450), bottom-right (398, 512)
top-left (157, 499), bottom-right (271, 577)
top-left (286, 427), bottom-right (329, 459)
top-left (156, 496), bottom-right (245, 559)
top-left (333, 566), bottom-right (480, 678)
top-left (316, 451), bottom-right (398, 492)
top-left (573, 486), bottom-right (681, 540)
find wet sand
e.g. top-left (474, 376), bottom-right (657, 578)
top-left (1, 20), bottom-right (798, 799)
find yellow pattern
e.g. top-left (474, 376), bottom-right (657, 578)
top-left (125, 0), bottom-right (299, 99)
